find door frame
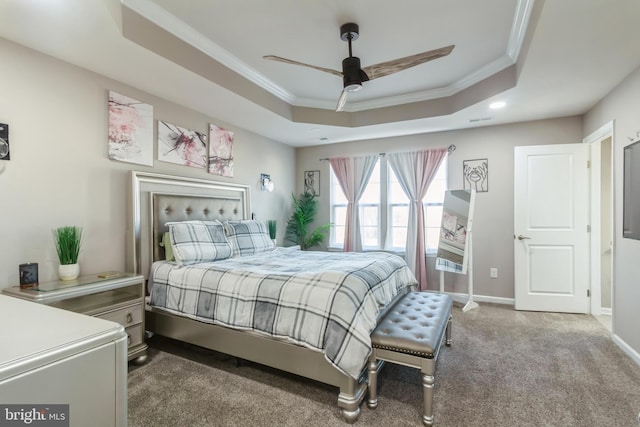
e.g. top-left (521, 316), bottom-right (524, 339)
top-left (582, 120), bottom-right (614, 317)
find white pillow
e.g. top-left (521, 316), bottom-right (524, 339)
top-left (167, 220), bottom-right (232, 266)
top-left (223, 220), bottom-right (274, 257)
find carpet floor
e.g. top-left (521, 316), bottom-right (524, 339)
top-left (128, 302), bottom-right (640, 426)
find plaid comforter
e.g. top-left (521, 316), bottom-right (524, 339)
top-left (149, 247), bottom-right (417, 378)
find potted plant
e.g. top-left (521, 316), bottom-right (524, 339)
top-left (53, 226), bottom-right (82, 280)
top-left (267, 219), bottom-right (277, 246)
top-left (285, 192), bottom-right (330, 250)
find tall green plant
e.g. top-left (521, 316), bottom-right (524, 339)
top-left (285, 192), bottom-right (330, 250)
top-left (53, 226), bottom-right (82, 265)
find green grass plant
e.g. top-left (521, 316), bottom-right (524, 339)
top-left (53, 226), bottom-right (82, 265)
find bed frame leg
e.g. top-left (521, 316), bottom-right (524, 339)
top-left (340, 407), bottom-right (360, 424)
top-left (366, 357), bottom-right (378, 409)
top-left (337, 376), bottom-right (367, 423)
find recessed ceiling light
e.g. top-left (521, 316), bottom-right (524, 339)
top-left (489, 101), bottom-right (506, 109)
top-left (320, 137), bottom-right (329, 141)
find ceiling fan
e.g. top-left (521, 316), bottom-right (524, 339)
top-left (264, 23), bottom-right (454, 112)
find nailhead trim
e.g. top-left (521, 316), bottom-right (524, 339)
top-left (371, 291), bottom-right (452, 358)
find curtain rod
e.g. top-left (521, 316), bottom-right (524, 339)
top-left (319, 145), bottom-right (455, 161)
top-left (319, 152), bottom-right (385, 161)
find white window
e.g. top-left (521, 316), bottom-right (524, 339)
top-left (330, 157), bottom-right (447, 254)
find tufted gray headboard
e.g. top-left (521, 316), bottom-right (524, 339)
top-left (152, 193), bottom-right (244, 261)
top-left (128, 171), bottom-right (251, 278)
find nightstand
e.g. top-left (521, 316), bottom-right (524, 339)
top-left (2, 272), bottom-right (148, 364)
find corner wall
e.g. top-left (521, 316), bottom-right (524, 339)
top-left (0, 38), bottom-right (295, 287)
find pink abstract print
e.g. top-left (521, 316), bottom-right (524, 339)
top-left (208, 124), bottom-right (234, 177)
top-left (108, 91), bottom-right (153, 166)
top-left (158, 121), bottom-right (207, 169)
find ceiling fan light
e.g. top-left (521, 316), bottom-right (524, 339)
top-left (345, 83), bottom-right (362, 92)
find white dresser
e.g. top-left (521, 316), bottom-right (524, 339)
top-left (0, 295), bottom-right (128, 426)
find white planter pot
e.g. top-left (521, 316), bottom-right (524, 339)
top-left (58, 263), bottom-right (79, 281)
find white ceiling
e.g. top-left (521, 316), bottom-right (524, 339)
top-left (1, 0), bottom-right (640, 147)
top-left (144, 0), bottom-right (521, 110)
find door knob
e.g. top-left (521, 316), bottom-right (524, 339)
top-left (517, 234), bottom-right (531, 240)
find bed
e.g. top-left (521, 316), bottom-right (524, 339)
top-left (127, 171), bottom-right (417, 422)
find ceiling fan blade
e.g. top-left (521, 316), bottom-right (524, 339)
top-left (263, 55), bottom-right (343, 78)
top-left (362, 45), bottom-right (455, 80)
top-left (336, 89), bottom-right (348, 112)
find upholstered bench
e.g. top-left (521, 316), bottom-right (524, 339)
top-left (367, 291), bottom-right (453, 426)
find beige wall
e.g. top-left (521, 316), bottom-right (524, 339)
top-left (584, 65), bottom-right (640, 360)
top-left (296, 116), bottom-right (583, 299)
top-left (0, 38), bottom-right (295, 287)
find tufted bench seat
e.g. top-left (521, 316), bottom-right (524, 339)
top-left (367, 291), bottom-right (453, 426)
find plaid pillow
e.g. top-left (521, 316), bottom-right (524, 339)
top-left (167, 220), bottom-right (232, 266)
top-left (223, 220), bottom-right (275, 257)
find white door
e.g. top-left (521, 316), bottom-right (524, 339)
top-left (514, 144), bottom-right (590, 313)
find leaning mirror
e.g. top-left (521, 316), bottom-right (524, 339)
top-left (435, 190), bottom-right (475, 274)
top-left (435, 189), bottom-right (477, 312)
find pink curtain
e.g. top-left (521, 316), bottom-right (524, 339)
top-left (329, 155), bottom-right (377, 252)
top-left (387, 148), bottom-right (447, 290)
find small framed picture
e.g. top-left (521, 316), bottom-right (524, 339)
top-left (304, 170), bottom-right (320, 197)
top-left (0, 123), bottom-right (9, 161)
top-left (463, 158), bottom-right (488, 192)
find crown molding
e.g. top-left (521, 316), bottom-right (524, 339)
top-left (121, 0), bottom-right (295, 104)
top-left (507, 0), bottom-right (535, 61)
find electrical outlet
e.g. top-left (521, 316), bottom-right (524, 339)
top-left (490, 268), bottom-right (498, 278)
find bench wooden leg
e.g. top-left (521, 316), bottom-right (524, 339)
top-left (421, 372), bottom-right (435, 426)
top-left (366, 356), bottom-right (378, 409)
top-left (445, 314), bottom-right (453, 346)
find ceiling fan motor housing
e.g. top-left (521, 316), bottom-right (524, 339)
top-left (342, 56), bottom-right (365, 91)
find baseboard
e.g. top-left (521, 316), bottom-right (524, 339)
top-left (612, 334), bottom-right (640, 367)
top-left (446, 294), bottom-right (616, 313)
top-left (448, 292), bottom-right (514, 306)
